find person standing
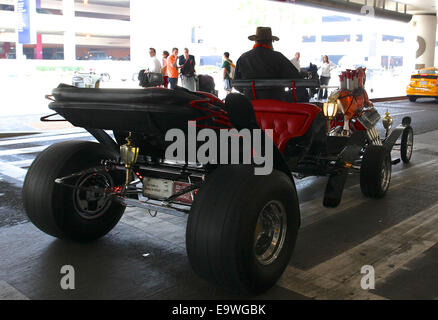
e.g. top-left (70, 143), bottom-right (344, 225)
top-left (146, 48), bottom-right (162, 73)
top-left (222, 52), bottom-right (235, 95)
top-left (167, 48), bottom-right (179, 89)
top-left (290, 52), bottom-right (301, 72)
top-left (318, 55), bottom-right (337, 100)
top-left (162, 50), bottom-right (169, 88)
top-left (178, 48), bottom-right (196, 91)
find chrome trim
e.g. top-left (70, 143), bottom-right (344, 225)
top-left (116, 197), bottom-right (189, 218)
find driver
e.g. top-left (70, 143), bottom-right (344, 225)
top-left (234, 27), bottom-right (309, 102)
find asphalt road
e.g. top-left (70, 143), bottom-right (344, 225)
top-left (0, 98), bottom-right (438, 300)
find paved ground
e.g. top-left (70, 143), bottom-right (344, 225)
top-left (0, 99), bottom-right (438, 300)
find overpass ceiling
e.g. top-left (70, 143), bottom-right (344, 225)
top-left (277, 0), bottom-right (436, 22)
top-left (396, 0), bottom-right (438, 14)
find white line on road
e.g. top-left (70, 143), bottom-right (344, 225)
top-left (279, 201), bottom-right (438, 299)
top-left (0, 132), bottom-right (91, 146)
top-left (391, 110), bottom-right (425, 117)
top-left (0, 281), bottom-right (29, 300)
top-left (0, 145), bottom-right (48, 156)
top-left (0, 161), bottom-right (27, 181)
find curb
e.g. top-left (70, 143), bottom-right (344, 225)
top-left (371, 96), bottom-right (408, 103)
top-left (0, 132), bottom-right (40, 139)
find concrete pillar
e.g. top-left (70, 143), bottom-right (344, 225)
top-left (413, 14), bottom-right (437, 69)
top-left (63, 0), bottom-right (75, 62)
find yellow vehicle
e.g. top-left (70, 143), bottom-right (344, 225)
top-left (406, 67), bottom-right (438, 102)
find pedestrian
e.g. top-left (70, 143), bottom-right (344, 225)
top-left (318, 55), bottom-right (337, 100)
top-left (146, 48), bottom-right (162, 73)
top-left (178, 48), bottom-right (196, 91)
top-left (162, 50), bottom-right (169, 88)
top-left (222, 52), bottom-right (235, 95)
top-left (167, 48), bottom-right (179, 89)
top-left (291, 52), bottom-right (301, 72)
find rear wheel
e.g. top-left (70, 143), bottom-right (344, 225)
top-left (186, 165), bottom-right (300, 294)
top-left (360, 145), bottom-right (392, 198)
top-left (22, 141), bottom-right (125, 242)
top-left (400, 126), bottom-right (414, 163)
top-left (408, 96), bottom-right (417, 102)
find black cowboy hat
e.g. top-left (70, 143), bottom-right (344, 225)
top-left (248, 27), bottom-right (279, 42)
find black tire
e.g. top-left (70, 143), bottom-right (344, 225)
top-left (186, 165), bottom-right (300, 294)
top-left (22, 141), bottom-right (125, 242)
top-left (400, 126), bottom-right (414, 163)
top-left (408, 96), bottom-right (417, 102)
top-left (360, 145), bottom-right (392, 198)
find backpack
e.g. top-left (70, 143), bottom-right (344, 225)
top-left (229, 64), bottom-right (236, 79)
top-left (227, 60), bottom-right (236, 79)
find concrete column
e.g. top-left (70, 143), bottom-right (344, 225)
top-left (63, 0), bottom-right (75, 63)
top-left (413, 14), bottom-right (437, 69)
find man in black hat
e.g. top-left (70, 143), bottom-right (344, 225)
top-left (234, 27), bottom-right (308, 102)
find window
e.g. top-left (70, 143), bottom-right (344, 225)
top-left (0, 42), bottom-right (16, 59)
top-left (22, 32), bottom-right (64, 60)
top-left (76, 34), bottom-right (131, 61)
top-left (321, 35), bottom-right (350, 42)
top-left (302, 35), bottom-right (316, 43)
top-left (36, 0), bottom-right (63, 15)
top-left (74, 0), bottom-right (130, 21)
top-left (382, 35), bottom-right (404, 43)
top-left (322, 15), bottom-right (351, 22)
top-left (0, 4), bottom-right (14, 11)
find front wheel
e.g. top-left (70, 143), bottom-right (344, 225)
top-left (360, 145), bottom-right (392, 198)
top-left (22, 141), bottom-right (125, 242)
top-left (400, 126), bottom-right (414, 163)
top-left (408, 96), bottom-right (417, 102)
top-left (186, 165), bottom-right (300, 294)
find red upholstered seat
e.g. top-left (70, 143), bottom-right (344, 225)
top-left (252, 99), bottom-right (322, 152)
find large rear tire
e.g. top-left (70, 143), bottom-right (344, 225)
top-left (186, 165), bottom-right (300, 294)
top-left (22, 141), bottom-right (125, 242)
top-left (360, 145), bottom-right (392, 198)
top-left (408, 96), bottom-right (417, 102)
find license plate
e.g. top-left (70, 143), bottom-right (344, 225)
top-left (419, 81), bottom-right (428, 85)
top-left (173, 181), bottom-right (193, 204)
top-left (143, 178), bottom-right (174, 199)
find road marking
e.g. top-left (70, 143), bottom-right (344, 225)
top-left (0, 161), bottom-right (27, 181)
top-left (8, 159), bottom-right (34, 168)
top-left (390, 110), bottom-right (425, 117)
top-left (0, 132), bottom-right (91, 146)
top-left (0, 145), bottom-right (47, 156)
top-left (279, 201), bottom-right (438, 299)
top-left (0, 281), bottom-right (29, 300)
top-left (299, 159), bottom-right (438, 227)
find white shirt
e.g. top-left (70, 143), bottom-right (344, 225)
top-left (147, 56), bottom-right (162, 73)
top-left (320, 61), bottom-right (336, 77)
top-left (291, 57), bottom-right (300, 71)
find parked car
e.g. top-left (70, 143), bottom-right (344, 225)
top-left (406, 67), bottom-right (438, 102)
top-left (72, 71), bottom-right (110, 88)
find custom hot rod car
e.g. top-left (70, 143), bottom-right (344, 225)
top-left (22, 72), bottom-right (413, 294)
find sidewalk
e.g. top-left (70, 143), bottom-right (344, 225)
top-left (0, 113), bottom-right (74, 137)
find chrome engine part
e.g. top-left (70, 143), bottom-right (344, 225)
top-left (357, 107), bottom-right (381, 130)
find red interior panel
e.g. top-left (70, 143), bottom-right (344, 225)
top-left (252, 99), bottom-right (321, 152)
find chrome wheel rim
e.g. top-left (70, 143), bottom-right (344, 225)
top-left (73, 173), bottom-right (113, 220)
top-left (406, 130), bottom-right (413, 160)
top-left (380, 156), bottom-right (391, 192)
top-left (254, 200), bottom-right (287, 266)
